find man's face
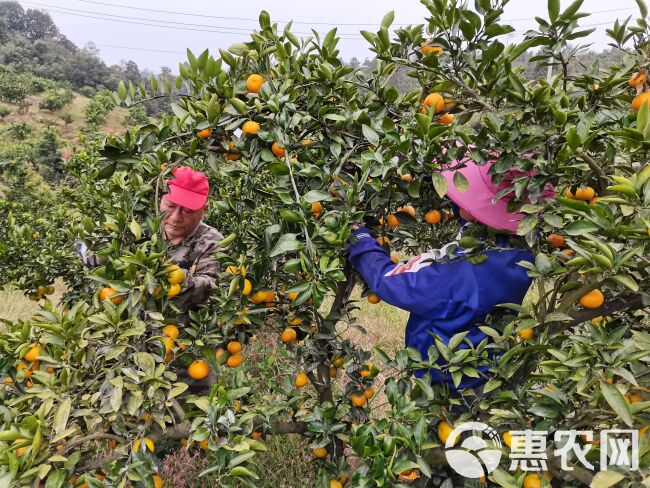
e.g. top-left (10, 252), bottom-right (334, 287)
top-left (160, 196), bottom-right (206, 241)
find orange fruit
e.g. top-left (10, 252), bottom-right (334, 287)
top-left (167, 265), bottom-right (185, 285)
top-left (422, 93), bottom-right (444, 112)
top-left (312, 447), bottom-right (328, 458)
top-left (280, 328), bottom-right (297, 343)
top-left (152, 475), bottom-right (163, 488)
top-left (437, 421), bottom-right (457, 445)
top-left (400, 173), bottom-right (413, 183)
top-left (523, 472), bottom-right (552, 488)
top-left (167, 283), bottom-right (181, 298)
top-left (363, 387), bottom-right (375, 399)
top-left (579, 289), bottom-right (604, 309)
top-left (626, 392), bottom-right (644, 403)
top-left (399, 469), bottom-right (421, 482)
top-left (251, 431), bottom-right (263, 440)
top-left (271, 142), bottom-right (286, 158)
top-left (287, 316), bottom-right (303, 326)
top-left (242, 120), bottom-right (260, 135)
top-left (99, 287), bottom-right (123, 304)
top-left (200, 439), bottom-right (209, 450)
top-left (196, 128), bottom-right (212, 139)
top-left (425, 209), bottom-right (441, 224)
top-left (215, 348), bottom-right (227, 362)
top-left (367, 293), bottom-right (381, 304)
top-left (390, 254), bottom-right (399, 263)
top-left (162, 324), bottom-right (180, 340)
top-left (518, 328), bottom-right (535, 340)
top-left (294, 372), bottom-right (309, 388)
top-left (546, 234), bottom-right (566, 248)
top-left (561, 249), bottom-right (575, 256)
top-left (376, 236), bottom-right (391, 246)
top-left (503, 431), bottom-right (513, 448)
top-left (331, 356), bottom-right (345, 368)
top-left (24, 345), bottom-right (40, 362)
top-left (264, 291), bottom-right (276, 303)
top-left (350, 393), bottom-right (367, 407)
top-left (161, 337), bottom-right (174, 355)
top-left (242, 279), bottom-right (252, 296)
top-left (329, 366), bottom-right (338, 378)
top-left (311, 201), bottom-right (323, 217)
top-left (640, 426), bottom-right (649, 437)
top-left (398, 204), bottom-right (416, 218)
top-left (227, 341), bottom-right (242, 354)
top-left (574, 186), bottom-right (595, 201)
top-left (188, 359), bottom-right (210, 380)
top-left (226, 353), bottom-right (243, 367)
top-left (632, 91), bottom-right (650, 110)
top-left (249, 290), bottom-right (269, 304)
top-left (287, 292), bottom-right (298, 300)
top-left (439, 113), bottom-right (454, 125)
top-left (629, 72), bottom-right (647, 87)
top-left (386, 214), bottom-right (399, 227)
top-left (246, 74), bottom-right (265, 93)
top-left (225, 140), bottom-right (241, 160)
top-left (329, 480), bottom-right (343, 488)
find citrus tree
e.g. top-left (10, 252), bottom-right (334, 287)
top-left (1, 0), bottom-right (650, 487)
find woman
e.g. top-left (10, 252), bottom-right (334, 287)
top-left (348, 156), bottom-right (553, 393)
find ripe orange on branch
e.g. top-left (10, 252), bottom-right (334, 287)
top-left (162, 325), bottom-right (179, 340)
top-left (294, 372), bottom-right (309, 388)
top-left (398, 204), bottom-right (416, 218)
top-left (632, 92), bottom-right (650, 110)
top-left (629, 72), bottom-right (647, 87)
top-left (227, 341), bottom-right (241, 354)
top-left (245, 73), bottom-right (265, 93)
top-left (271, 142), bottom-right (286, 158)
top-left (23, 345), bottom-right (40, 362)
top-left (167, 265), bottom-right (185, 285)
top-left (99, 287), bottom-right (123, 304)
top-left (350, 393), bottom-right (367, 407)
top-left (280, 328), bottom-right (297, 343)
top-left (546, 234), bottom-right (566, 248)
top-left (425, 209), bottom-right (442, 224)
top-left (188, 360), bottom-right (210, 380)
top-left (386, 214), bottom-right (399, 227)
top-left (242, 120), bottom-right (260, 135)
top-left (196, 128), bottom-right (212, 139)
top-left (422, 92), bottom-right (444, 113)
top-left (439, 113), bottom-right (454, 125)
top-left (579, 289), bottom-right (604, 309)
top-left (226, 353), bottom-right (243, 367)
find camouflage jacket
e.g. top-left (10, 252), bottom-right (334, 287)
top-left (167, 222), bottom-right (223, 312)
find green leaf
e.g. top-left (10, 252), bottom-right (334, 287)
top-left (591, 471), bottom-right (625, 488)
top-left (117, 81), bottom-right (127, 101)
top-left (407, 180), bottom-right (421, 198)
top-left (303, 190), bottom-right (329, 203)
top-left (637, 0), bottom-right (648, 18)
top-left (564, 220), bottom-right (600, 235)
top-left (453, 172), bottom-right (469, 192)
top-left (517, 215), bottom-right (538, 236)
top-left (548, 0), bottom-right (560, 21)
top-left (129, 220), bottom-right (142, 240)
top-left (610, 274), bottom-right (638, 292)
top-left (490, 468), bottom-right (519, 488)
top-left (362, 124), bottom-right (380, 146)
top-left (259, 10), bottom-right (271, 30)
top-left (53, 398), bottom-right (71, 436)
top-left (227, 466), bottom-right (259, 479)
top-left (599, 381), bottom-right (634, 427)
top-left (270, 233), bottom-right (303, 257)
top-left (432, 172), bottom-right (448, 198)
top-left (381, 11), bottom-right (395, 29)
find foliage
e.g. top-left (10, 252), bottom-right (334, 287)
top-left (38, 86), bottom-right (74, 112)
top-left (84, 90), bottom-right (116, 129)
top-left (33, 126), bottom-right (64, 182)
top-left (1, 1), bottom-right (650, 488)
top-left (0, 104), bottom-right (10, 118)
top-left (3, 121), bottom-right (32, 140)
top-left (125, 103), bottom-right (149, 126)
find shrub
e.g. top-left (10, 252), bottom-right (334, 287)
top-left (33, 126), bottom-right (63, 182)
top-left (84, 89), bottom-right (115, 128)
top-left (125, 103), bottom-right (149, 126)
top-left (61, 113), bottom-right (73, 124)
top-left (39, 87), bottom-right (74, 111)
top-left (4, 122), bottom-right (32, 140)
top-left (0, 104), bottom-right (10, 118)
top-left (78, 85), bottom-right (96, 98)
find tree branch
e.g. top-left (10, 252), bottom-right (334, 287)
top-left (579, 153), bottom-right (608, 193)
top-left (62, 433), bottom-right (126, 455)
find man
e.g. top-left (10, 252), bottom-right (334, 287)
top-left (160, 166), bottom-right (223, 312)
top-left (348, 156), bottom-right (554, 397)
top-left (78, 166), bottom-right (222, 312)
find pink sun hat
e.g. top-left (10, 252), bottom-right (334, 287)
top-left (441, 154), bottom-right (555, 232)
top-left (165, 167), bottom-right (210, 211)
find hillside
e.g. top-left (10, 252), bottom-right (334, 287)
top-left (0, 92), bottom-right (129, 147)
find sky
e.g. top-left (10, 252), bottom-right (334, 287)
top-left (15, 0), bottom-right (643, 72)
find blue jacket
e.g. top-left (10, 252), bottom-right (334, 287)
top-left (347, 228), bottom-right (534, 390)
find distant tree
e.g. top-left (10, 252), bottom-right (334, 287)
top-left (125, 103), bottom-right (149, 126)
top-left (121, 60), bottom-right (141, 84)
top-left (33, 126), bottom-right (64, 182)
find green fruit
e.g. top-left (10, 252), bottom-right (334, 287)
top-left (458, 236), bottom-right (479, 248)
top-left (280, 209), bottom-right (303, 224)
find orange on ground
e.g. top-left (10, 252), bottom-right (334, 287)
top-left (350, 393), bottom-right (367, 407)
top-left (246, 74), bottom-right (265, 93)
top-left (518, 328), bottom-right (535, 340)
top-left (579, 289), bottom-right (604, 309)
top-left (425, 209), bottom-right (442, 224)
top-left (24, 345), bottom-right (40, 362)
top-left (386, 214), bottom-right (399, 227)
top-left (280, 328), bottom-right (298, 343)
top-left (367, 293), bottom-right (381, 304)
top-left (312, 447), bottom-right (328, 458)
top-left (196, 128), bottom-right (212, 139)
top-left (188, 360), bottom-right (210, 380)
top-left (162, 324), bottom-right (180, 340)
top-left (271, 142), bottom-right (286, 158)
top-left (632, 92), bottom-right (650, 110)
top-left (437, 421), bottom-right (457, 445)
top-left (294, 372), bottom-right (309, 388)
top-left (439, 113), bottom-right (454, 125)
top-left (242, 120), bottom-right (260, 135)
top-left (422, 92), bottom-right (445, 113)
top-left (546, 234), bottom-right (565, 248)
top-left (227, 341), bottom-right (241, 354)
top-left (100, 287), bottom-right (123, 304)
top-left (226, 353), bottom-right (243, 368)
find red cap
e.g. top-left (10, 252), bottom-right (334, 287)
top-left (165, 167), bottom-right (209, 210)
